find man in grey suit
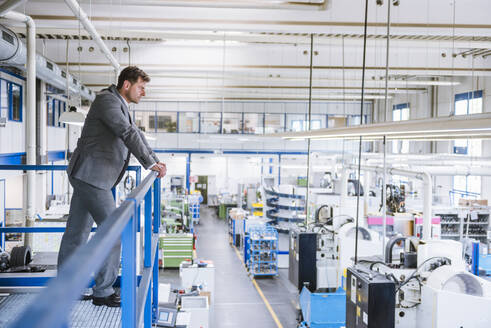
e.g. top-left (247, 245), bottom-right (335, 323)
top-left (58, 66), bottom-right (166, 307)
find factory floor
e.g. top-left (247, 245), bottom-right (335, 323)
top-left (160, 206), bottom-right (299, 328)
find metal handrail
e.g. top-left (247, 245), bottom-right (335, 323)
top-left (0, 165), bottom-right (141, 244)
top-left (6, 171), bottom-right (159, 328)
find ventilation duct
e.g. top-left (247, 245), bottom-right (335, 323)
top-left (0, 25), bottom-right (94, 101)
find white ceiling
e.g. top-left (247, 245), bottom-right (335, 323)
top-left (3, 0), bottom-right (491, 100)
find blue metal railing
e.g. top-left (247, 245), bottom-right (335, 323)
top-left (0, 165), bottom-right (141, 250)
top-left (0, 164), bottom-right (160, 328)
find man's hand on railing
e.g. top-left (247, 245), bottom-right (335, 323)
top-left (151, 162), bottom-right (167, 178)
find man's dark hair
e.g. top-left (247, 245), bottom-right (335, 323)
top-left (116, 66), bottom-right (150, 89)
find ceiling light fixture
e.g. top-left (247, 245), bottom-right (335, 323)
top-left (59, 106), bottom-right (86, 126)
top-left (278, 113), bottom-right (491, 141)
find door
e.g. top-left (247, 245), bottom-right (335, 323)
top-left (195, 176), bottom-right (208, 204)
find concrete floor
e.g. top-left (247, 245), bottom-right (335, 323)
top-left (159, 206), bottom-right (299, 328)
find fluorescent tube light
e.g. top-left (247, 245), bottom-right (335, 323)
top-left (279, 113), bottom-right (491, 141)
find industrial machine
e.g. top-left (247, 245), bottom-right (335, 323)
top-left (170, 175), bottom-right (185, 194)
top-left (380, 184), bottom-right (406, 214)
top-left (347, 237), bottom-right (491, 328)
top-left (289, 218), bottom-right (383, 328)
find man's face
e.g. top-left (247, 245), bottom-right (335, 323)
top-left (124, 77), bottom-right (146, 104)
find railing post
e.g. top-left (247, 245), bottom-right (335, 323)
top-left (144, 283), bottom-right (152, 328)
top-left (143, 188), bottom-right (153, 327)
top-left (136, 167), bottom-right (142, 231)
top-left (152, 178), bottom-right (161, 322)
top-left (122, 201), bottom-right (138, 328)
top-left (144, 189), bottom-right (152, 267)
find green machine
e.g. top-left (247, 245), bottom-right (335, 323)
top-left (159, 233), bottom-right (194, 268)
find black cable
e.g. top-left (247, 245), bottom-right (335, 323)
top-left (305, 33), bottom-right (314, 224)
top-left (398, 276), bottom-right (422, 309)
top-left (354, 0), bottom-right (370, 265)
top-left (395, 256), bottom-right (451, 294)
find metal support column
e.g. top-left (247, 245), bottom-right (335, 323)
top-left (186, 153), bottom-right (191, 192)
top-left (278, 154), bottom-right (282, 185)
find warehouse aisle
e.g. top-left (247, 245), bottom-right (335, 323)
top-left (194, 206), bottom-right (298, 328)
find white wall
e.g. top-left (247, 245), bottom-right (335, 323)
top-left (188, 154), bottom-right (266, 195)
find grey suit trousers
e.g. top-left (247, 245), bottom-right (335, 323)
top-left (57, 177), bottom-right (120, 298)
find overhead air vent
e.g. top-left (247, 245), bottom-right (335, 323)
top-left (46, 61), bottom-right (53, 70)
top-left (2, 31), bottom-right (14, 45)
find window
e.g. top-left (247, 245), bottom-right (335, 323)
top-left (53, 99), bottom-right (60, 127)
top-left (392, 103), bottom-right (410, 154)
top-left (154, 112), bottom-right (177, 133)
top-left (8, 82), bottom-right (22, 122)
top-left (287, 114), bottom-right (306, 132)
top-left (46, 97), bottom-right (54, 126)
top-left (310, 115), bottom-right (325, 130)
top-left (178, 112), bottom-right (200, 133)
top-left (452, 91), bottom-right (483, 204)
top-left (348, 115), bottom-right (362, 126)
top-left (222, 113), bottom-right (242, 134)
top-left (328, 115), bottom-right (347, 128)
top-left (46, 97), bottom-right (67, 127)
top-left (61, 102), bottom-right (66, 128)
top-left (265, 113), bottom-right (284, 133)
top-left (0, 80), bottom-right (8, 120)
top-left (455, 90), bottom-right (482, 115)
top-left (200, 113), bottom-right (221, 133)
top-left (243, 113), bottom-right (264, 134)
top-left (134, 111), bottom-right (152, 132)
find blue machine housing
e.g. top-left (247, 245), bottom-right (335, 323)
top-left (299, 287), bottom-right (346, 328)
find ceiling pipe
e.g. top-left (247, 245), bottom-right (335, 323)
top-left (0, 0), bottom-right (28, 16)
top-left (64, 0), bottom-right (120, 75)
top-left (1, 10), bottom-right (36, 249)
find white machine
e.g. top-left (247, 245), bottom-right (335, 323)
top-left (291, 217), bottom-right (383, 291)
top-left (361, 239), bottom-right (491, 328)
top-left (180, 296), bottom-right (209, 328)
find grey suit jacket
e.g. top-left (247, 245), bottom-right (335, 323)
top-left (67, 85), bottom-right (159, 190)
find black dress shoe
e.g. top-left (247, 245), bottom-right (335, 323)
top-left (92, 293), bottom-right (121, 307)
top-left (80, 294), bottom-right (92, 301)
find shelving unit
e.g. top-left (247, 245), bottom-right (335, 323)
top-left (246, 226), bottom-right (278, 277)
top-left (188, 194), bottom-right (202, 225)
top-left (437, 209), bottom-right (490, 243)
top-left (264, 189), bottom-right (305, 232)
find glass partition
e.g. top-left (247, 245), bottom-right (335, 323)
top-left (243, 113), bottom-right (264, 134)
top-left (178, 112), bottom-right (200, 133)
top-left (134, 111), bottom-right (152, 132)
top-left (222, 113), bottom-right (242, 134)
top-left (264, 113), bottom-right (284, 133)
top-left (200, 112), bottom-right (221, 133)
top-left (154, 112), bottom-right (177, 133)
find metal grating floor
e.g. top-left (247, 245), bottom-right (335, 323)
top-left (0, 294), bottom-right (121, 328)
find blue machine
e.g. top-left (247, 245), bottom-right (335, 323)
top-left (299, 287), bottom-right (346, 328)
top-left (479, 254), bottom-right (491, 276)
